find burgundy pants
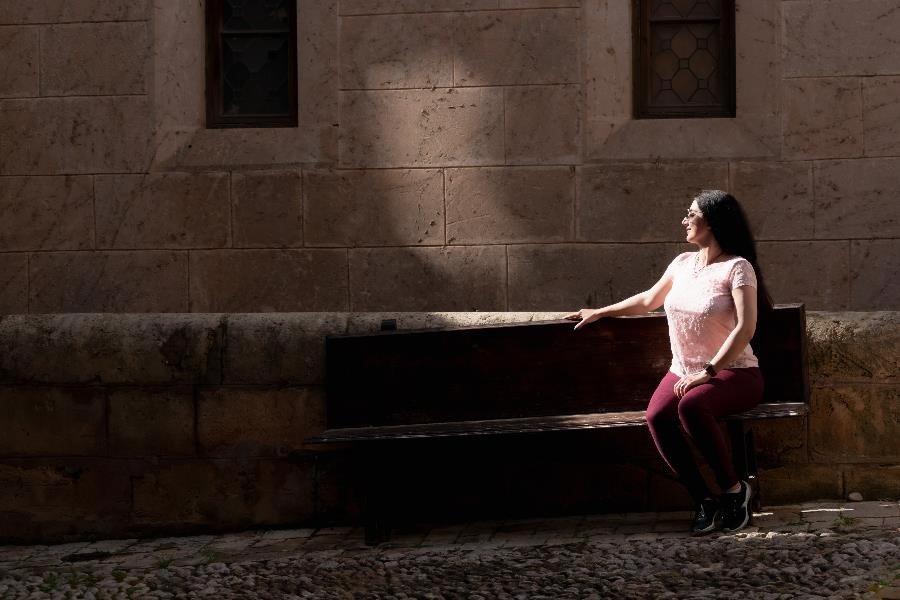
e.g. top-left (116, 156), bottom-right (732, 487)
top-left (646, 368), bottom-right (764, 502)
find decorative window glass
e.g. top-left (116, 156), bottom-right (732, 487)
top-left (633, 0), bottom-right (736, 118)
top-left (206, 0), bottom-right (298, 128)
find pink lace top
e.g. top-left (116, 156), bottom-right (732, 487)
top-left (662, 252), bottom-right (759, 377)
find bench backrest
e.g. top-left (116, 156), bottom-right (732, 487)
top-left (325, 304), bottom-right (808, 429)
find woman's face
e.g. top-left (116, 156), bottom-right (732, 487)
top-left (682, 200), bottom-right (712, 246)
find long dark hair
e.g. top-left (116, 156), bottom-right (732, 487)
top-left (695, 190), bottom-right (774, 314)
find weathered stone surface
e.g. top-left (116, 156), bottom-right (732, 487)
top-left (454, 9), bottom-right (579, 86)
top-left (340, 13), bottom-right (454, 89)
top-left (132, 459), bottom-right (314, 526)
top-left (729, 162), bottom-right (814, 240)
top-left (223, 314), bottom-right (348, 385)
top-left (850, 240), bottom-right (900, 310)
top-left (340, 88), bottom-right (504, 168)
top-left (758, 464), bottom-right (844, 505)
top-left (95, 173), bottom-right (229, 249)
top-left (304, 169), bottom-right (443, 246)
top-left (0, 0), bottom-right (148, 23)
top-left (108, 387), bottom-right (195, 457)
top-left (807, 311), bottom-right (900, 383)
top-left (844, 466), bottom-right (900, 500)
top-left (810, 385), bottom-right (900, 463)
top-left (783, 0), bottom-right (900, 77)
top-left (344, 311), bottom-right (565, 335)
top-left (0, 314), bottom-right (225, 384)
top-left (232, 170), bottom-right (302, 248)
top-left (446, 167), bottom-right (573, 244)
top-left (29, 251), bottom-right (189, 312)
top-left (0, 254), bottom-right (27, 313)
top-left (757, 242), bottom-right (849, 310)
top-left (577, 163), bottom-right (729, 242)
top-left (500, 0), bottom-right (580, 7)
top-left (505, 85), bottom-right (580, 164)
top-left (0, 26), bottom-right (38, 97)
top-left (198, 387), bottom-right (326, 458)
top-left (0, 387), bottom-right (106, 457)
top-left (189, 250), bottom-right (349, 312)
top-left (783, 78), bottom-right (863, 160)
top-left (338, 0), bottom-right (498, 14)
top-left (863, 76), bottom-right (900, 157)
top-left (40, 22), bottom-right (148, 95)
top-left (752, 417), bottom-right (808, 467)
top-left (507, 243), bottom-right (685, 311)
top-left (0, 96), bottom-right (152, 174)
top-left (349, 246), bottom-right (507, 311)
top-left (813, 158), bottom-right (900, 239)
top-left (0, 176), bottom-right (93, 251)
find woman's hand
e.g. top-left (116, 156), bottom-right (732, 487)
top-left (563, 308), bottom-right (604, 331)
top-left (674, 371), bottom-right (711, 398)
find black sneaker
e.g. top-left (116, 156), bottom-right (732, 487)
top-left (720, 480), bottom-right (752, 532)
top-left (691, 497), bottom-right (720, 535)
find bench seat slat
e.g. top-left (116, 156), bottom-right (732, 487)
top-left (307, 402), bottom-right (809, 443)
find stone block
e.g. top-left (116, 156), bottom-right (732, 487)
top-left (446, 167), bottom-right (573, 244)
top-left (340, 13), bottom-right (454, 89)
top-left (0, 387), bottom-right (106, 457)
top-left (729, 162), bottom-right (814, 240)
top-left (454, 9), bottom-right (579, 86)
top-left (232, 170), bottom-right (302, 248)
top-left (0, 253), bottom-right (28, 313)
top-left (197, 387), bottom-right (326, 457)
top-left (0, 0), bottom-right (149, 23)
top-left (807, 312), bottom-right (900, 384)
top-left (751, 417), bottom-right (808, 468)
top-left (809, 385), bottom-right (900, 463)
top-left (0, 314), bottom-right (226, 385)
top-left (577, 163), bottom-right (729, 242)
top-left (0, 26), bottom-right (38, 97)
top-left (95, 173), bottom-right (229, 249)
top-left (40, 22), bottom-right (149, 95)
top-left (757, 464), bottom-right (843, 506)
top-left (344, 311), bottom-right (565, 335)
top-left (756, 241), bottom-right (849, 310)
top-left (29, 251), bottom-right (188, 312)
top-left (783, 0), bottom-right (900, 77)
top-left (783, 78), bottom-right (863, 160)
top-left (813, 158), bottom-right (900, 239)
top-left (304, 169), bottom-right (443, 246)
top-left (507, 243), bottom-right (684, 311)
top-left (189, 250), bottom-right (349, 312)
top-left (850, 240), bottom-right (900, 310)
top-left (340, 88), bottom-right (504, 168)
top-left (863, 76), bottom-right (900, 157)
top-left (0, 96), bottom-right (152, 175)
top-left (505, 85), bottom-right (580, 164)
top-left (500, 0), bottom-right (579, 6)
top-left (223, 313), bottom-right (347, 385)
top-left (844, 466), bottom-right (900, 500)
top-left (0, 176), bottom-right (93, 251)
top-left (349, 246), bottom-right (507, 311)
top-left (338, 0), bottom-right (499, 14)
top-left (108, 387), bottom-right (195, 457)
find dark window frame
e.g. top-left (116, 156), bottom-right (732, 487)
top-left (633, 0), bottom-right (736, 119)
top-left (205, 0), bottom-right (298, 129)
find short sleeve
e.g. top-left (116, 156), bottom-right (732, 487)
top-left (730, 258), bottom-right (757, 290)
top-left (664, 252), bottom-right (692, 278)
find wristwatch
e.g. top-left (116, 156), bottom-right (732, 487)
top-left (702, 362), bottom-right (717, 377)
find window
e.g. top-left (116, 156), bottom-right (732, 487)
top-left (633, 0), bottom-right (736, 119)
top-left (205, 0), bottom-right (298, 128)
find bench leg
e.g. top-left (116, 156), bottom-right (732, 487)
top-left (727, 420), bottom-right (761, 515)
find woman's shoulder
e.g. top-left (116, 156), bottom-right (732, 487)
top-left (665, 251), bottom-right (695, 274)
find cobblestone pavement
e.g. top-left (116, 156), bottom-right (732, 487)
top-left (1, 501), bottom-right (898, 599)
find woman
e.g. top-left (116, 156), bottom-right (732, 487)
top-left (564, 190), bottom-right (773, 535)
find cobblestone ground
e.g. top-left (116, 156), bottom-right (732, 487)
top-left (0, 501), bottom-right (898, 599)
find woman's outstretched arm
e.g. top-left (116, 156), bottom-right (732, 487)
top-left (564, 271), bottom-right (674, 331)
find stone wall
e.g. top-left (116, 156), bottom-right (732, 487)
top-left (0, 0), bottom-right (897, 313)
top-left (0, 311), bottom-right (897, 544)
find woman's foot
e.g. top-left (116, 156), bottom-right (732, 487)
top-left (691, 497), bottom-right (720, 535)
top-left (720, 480), bottom-right (752, 532)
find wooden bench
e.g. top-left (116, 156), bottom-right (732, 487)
top-left (306, 304), bottom-right (809, 544)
